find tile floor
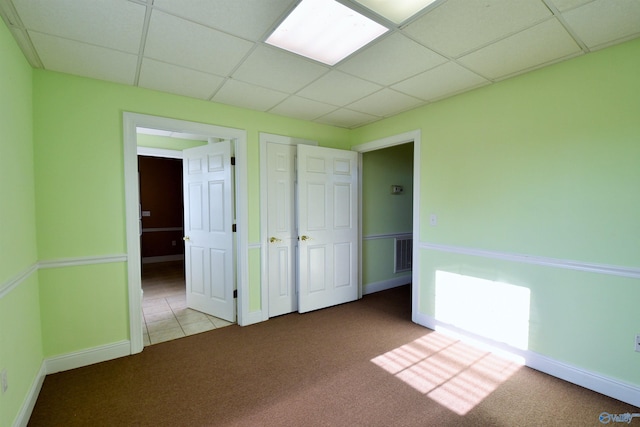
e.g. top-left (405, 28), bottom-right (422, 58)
top-left (141, 261), bottom-right (234, 346)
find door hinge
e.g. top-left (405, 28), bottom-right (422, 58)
top-left (232, 224), bottom-right (237, 232)
top-left (233, 289), bottom-right (238, 298)
top-left (231, 156), bottom-right (236, 166)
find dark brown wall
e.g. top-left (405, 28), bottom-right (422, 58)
top-left (138, 156), bottom-right (184, 258)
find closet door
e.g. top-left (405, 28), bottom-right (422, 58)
top-left (297, 145), bottom-right (358, 313)
top-left (266, 141), bottom-right (298, 317)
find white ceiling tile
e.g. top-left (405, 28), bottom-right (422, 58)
top-left (30, 32), bottom-right (137, 85)
top-left (232, 45), bottom-right (329, 93)
top-left (269, 96), bottom-right (338, 121)
top-left (315, 108), bottom-right (379, 128)
top-left (458, 19), bottom-right (583, 79)
top-left (546, 0), bottom-right (594, 12)
top-left (562, 0), bottom-right (640, 49)
top-left (352, 0), bottom-right (439, 24)
top-left (3, 0), bottom-right (638, 127)
top-left (212, 80), bottom-right (289, 111)
top-left (403, 0), bottom-right (553, 57)
top-left (297, 71), bottom-right (383, 106)
top-left (138, 59), bottom-right (224, 100)
top-left (144, 10), bottom-right (254, 76)
top-left (347, 89), bottom-right (423, 117)
top-left (392, 61), bottom-right (489, 101)
top-left (152, 0), bottom-right (295, 41)
top-left (338, 33), bottom-right (447, 85)
top-left (13, 0), bottom-right (145, 53)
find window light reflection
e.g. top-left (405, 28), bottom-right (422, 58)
top-left (435, 271), bottom-right (531, 350)
top-left (371, 332), bottom-right (523, 415)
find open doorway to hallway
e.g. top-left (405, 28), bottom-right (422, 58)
top-left (124, 112), bottom-right (250, 354)
top-left (361, 142), bottom-right (414, 297)
top-left (135, 128), bottom-right (237, 346)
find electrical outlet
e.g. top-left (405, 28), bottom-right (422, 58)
top-left (1, 369), bottom-right (7, 394)
top-left (636, 334), bottom-right (640, 353)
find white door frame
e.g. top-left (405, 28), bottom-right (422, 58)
top-left (123, 112), bottom-right (249, 354)
top-left (351, 130), bottom-right (421, 323)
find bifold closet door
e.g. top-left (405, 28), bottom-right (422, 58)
top-left (297, 145), bottom-right (358, 313)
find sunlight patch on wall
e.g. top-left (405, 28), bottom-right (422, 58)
top-left (435, 271), bottom-right (531, 350)
top-left (371, 332), bottom-right (522, 415)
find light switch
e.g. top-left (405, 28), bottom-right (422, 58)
top-left (142, 211), bottom-right (151, 217)
top-left (430, 214), bottom-right (437, 226)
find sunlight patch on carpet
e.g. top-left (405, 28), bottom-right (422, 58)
top-left (371, 333), bottom-right (523, 415)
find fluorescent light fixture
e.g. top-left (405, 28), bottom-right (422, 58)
top-left (352, 0), bottom-right (439, 24)
top-left (266, 0), bottom-right (388, 66)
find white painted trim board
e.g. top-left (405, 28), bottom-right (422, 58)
top-left (421, 242), bottom-right (640, 279)
top-left (414, 311), bottom-right (640, 408)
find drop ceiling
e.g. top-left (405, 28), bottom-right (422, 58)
top-left (1, 0), bottom-right (639, 129)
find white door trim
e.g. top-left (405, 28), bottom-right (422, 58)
top-left (137, 146), bottom-right (183, 159)
top-left (123, 113), bottom-right (250, 355)
top-left (259, 133), bottom-right (317, 320)
top-left (351, 130), bottom-right (421, 322)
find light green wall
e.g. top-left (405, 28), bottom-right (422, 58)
top-left (419, 249), bottom-right (639, 383)
top-left (353, 38), bottom-right (640, 386)
top-left (362, 143), bottom-right (413, 289)
top-left (38, 263), bottom-right (129, 356)
top-left (32, 69), bottom-right (352, 356)
top-left (248, 248), bottom-right (261, 311)
top-left (0, 274), bottom-right (43, 427)
top-left (0, 20), bottom-right (43, 427)
top-left (0, 24), bottom-right (37, 283)
top-left (136, 133), bottom-right (205, 150)
top-left (362, 144), bottom-right (413, 236)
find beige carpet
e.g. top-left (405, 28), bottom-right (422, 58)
top-left (29, 285), bottom-right (638, 426)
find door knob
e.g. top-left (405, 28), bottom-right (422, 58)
top-left (183, 236), bottom-right (190, 241)
top-left (299, 235), bottom-right (311, 241)
top-left (269, 237), bottom-right (282, 243)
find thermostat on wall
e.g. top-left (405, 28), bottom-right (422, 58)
top-left (391, 185), bottom-right (404, 194)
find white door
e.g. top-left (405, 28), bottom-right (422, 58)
top-left (183, 141), bottom-right (235, 322)
top-left (297, 145), bottom-right (358, 313)
top-left (266, 142), bottom-right (298, 317)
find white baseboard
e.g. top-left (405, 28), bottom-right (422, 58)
top-left (45, 340), bottom-right (131, 375)
top-left (413, 312), bottom-right (640, 408)
top-left (141, 255), bottom-right (184, 264)
top-left (14, 362), bottom-right (46, 427)
top-left (15, 341), bottom-right (131, 425)
top-left (363, 276), bottom-right (411, 295)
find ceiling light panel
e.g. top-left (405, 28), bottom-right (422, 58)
top-left (352, 0), bottom-right (439, 24)
top-left (266, 0), bottom-right (389, 66)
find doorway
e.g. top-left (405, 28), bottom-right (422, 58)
top-left (123, 113), bottom-right (250, 354)
top-left (360, 142), bottom-right (414, 295)
top-left (352, 130), bottom-right (421, 321)
top-left (137, 150), bottom-right (235, 346)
